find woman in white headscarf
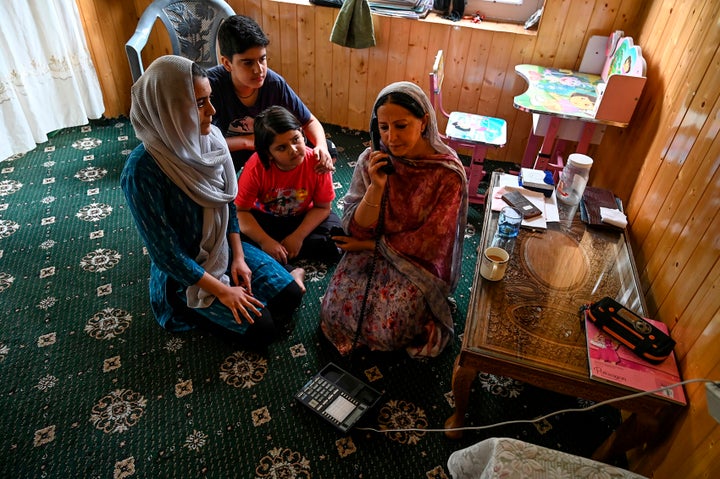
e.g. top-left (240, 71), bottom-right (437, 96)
top-left (121, 55), bottom-right (304, 347)
top-left (320, 81), bottom-right (468, 358)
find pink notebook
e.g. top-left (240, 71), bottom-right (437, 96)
top-left (585, 316), bottom-right (686, 405)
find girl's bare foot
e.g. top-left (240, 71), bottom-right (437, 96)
top-left (291, 267), bottom-right (306, 294)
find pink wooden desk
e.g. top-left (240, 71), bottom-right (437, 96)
top-left (513, 65), bottom-right (629, 175)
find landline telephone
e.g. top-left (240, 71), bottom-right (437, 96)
top-left (370, 115), bottom-right (395, 175)
top-left (295, 363), bottom-right (382, 432)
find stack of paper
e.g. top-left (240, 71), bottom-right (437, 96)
top-left (369, 0), bottom-right (432, 19)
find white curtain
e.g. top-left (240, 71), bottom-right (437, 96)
top-left (0, 0), bottom-right (105, 161)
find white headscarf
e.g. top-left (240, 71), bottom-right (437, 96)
top-left (130, 55), bottom-right (238, 308)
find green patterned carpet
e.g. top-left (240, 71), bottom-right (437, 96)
top-left (0, 119), bottom-right (622, 478)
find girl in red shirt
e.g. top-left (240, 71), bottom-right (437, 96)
top-left (235, 106), bottom-right (343, 265)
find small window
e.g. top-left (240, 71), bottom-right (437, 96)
top-left (463, 0), bottom-right (544, 25)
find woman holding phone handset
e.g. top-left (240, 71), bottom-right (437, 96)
top-left (321, 81), bottom-right (468, 358)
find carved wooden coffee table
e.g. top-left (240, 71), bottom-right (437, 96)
top-left (445, 172), bottom-right (682, 461)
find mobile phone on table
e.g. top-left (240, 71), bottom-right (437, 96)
top-left (502, 191), bottom-right (543, 219)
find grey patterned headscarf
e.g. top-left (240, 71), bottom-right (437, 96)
top-left (373, 81), bottom-right (460, 161)
top-left (130, 55), bottom-right (237, 308)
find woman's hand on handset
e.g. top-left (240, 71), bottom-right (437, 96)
top-left (368, 150), bottom-right (391, 188)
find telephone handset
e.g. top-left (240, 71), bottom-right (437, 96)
top-left (370, 115), bottom-right (395, 175)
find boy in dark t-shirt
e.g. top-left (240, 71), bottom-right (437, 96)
top-left (208, 15), bottom-right (335, 173)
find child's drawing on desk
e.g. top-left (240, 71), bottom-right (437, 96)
top-left (528, 89), bottom-right (597, 117)
top-left (569, 92), bottom-right (597, 111)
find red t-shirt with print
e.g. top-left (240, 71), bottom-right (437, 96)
top-left (235, 149), bottom-right (335, 217)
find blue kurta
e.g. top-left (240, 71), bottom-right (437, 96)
top-left (120, 144), bottom-right (294, 333)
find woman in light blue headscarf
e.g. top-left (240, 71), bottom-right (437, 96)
top-left (121, 55), bottom-right (304, 347)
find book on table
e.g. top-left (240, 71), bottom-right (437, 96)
top-left (584, 316), bottom-right (687, 405)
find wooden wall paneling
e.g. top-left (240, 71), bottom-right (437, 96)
top-left (628, 8), bottom-right (719, 250)
top-left (636, 330), bottom-right (720, 476)
top-left (610, 0), bottom-right (645, 34)
top-left (126, 0), bottom-right (174, 80)
top-left (311, 7), bottom-right (336, 126)
top-left (649, 174), bottom-right (720, 325)
top-left (76, 0), bottom-right (119, 117)
top-left (690, 427), bottom-right (720, 479)
top-left (651, 0), bottom-right (720, 156)
top-left (459, 29), bottom-right (491, 114)
top-left (296, 5), bottom-right (317, 112)
top-left (384, 18), bottom-right (412, 88)
top-left (592, 1), bottom-right (716, 205)
top-left (500, 34), bottom-right (537, 164)
top-left (672, 263), bottom-right (720, 367)
top-left (637, 60), bottom-right (719, 290)
top-left (633, 301), bottom-right (720, 475)
top-left (277, 4), bottom-right (300, 94)
top-left (106, 0), bottom-right (141, 97)
top-left (346, 47), bottom-right (371, 129)
top-left (421, 22), bottom-right (452, 140)
top-left (404, 20), bottom-right (432, 88)
top-left (142, 20), bottom-right (172, 70)
top-left (554, 0), bottom-right (600, 69)
top-left (639, 374), bottom-right (719, 476)
top-left (424, 22), bottom-right (451, 90)
top-left (635, 0), bottom-right (677, 56)
top-left (441, 28), bottom-right (473, 128)
top-left (476, 32), bottom-right (514, 120)
top-left (474, 30), bottom-right (513, 160)
top-left (438, 28), bottom-right (476, 158)
top-left (330, 31), bottom-right (352, 128)
top-left (227, 0), bottom-right (259, 16)
top-left (625, 4), bottom-right (716, 219)
top-left (82, 0), bottom-right (143, 118)
top-left (640, 95), bottom-right (720, 316)
top-left (530, 0), bottom-right (571, 66)
top-left (363, 17), bottom-right (391, 129)
top-left (578, 0), bottom-right (622, 56)
top-left (262, 0), bottom-right (281, 63)
top-left (641, 0), bottom-right (714, 140)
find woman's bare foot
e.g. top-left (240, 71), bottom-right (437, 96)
top-left (291, 267), bottom-right (306, 294)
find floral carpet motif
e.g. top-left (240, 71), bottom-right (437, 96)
top-left (0, 119), bottom-right (622, 478)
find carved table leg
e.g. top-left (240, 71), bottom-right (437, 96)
top-left (445, 355), bottom-right (478, 440)
top-left (592, 410), bottom-right (663, 462)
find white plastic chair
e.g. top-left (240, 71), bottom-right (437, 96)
top-left (126, 0), bottom-right (235, 83)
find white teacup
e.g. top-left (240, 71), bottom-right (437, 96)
top-left (480, 246), bottom-right (509, 281)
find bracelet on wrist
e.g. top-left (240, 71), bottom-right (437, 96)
top-left (361, 196), bottom-right (381, 208)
